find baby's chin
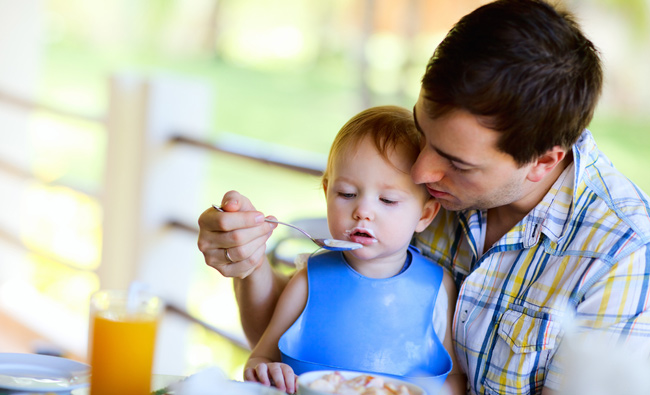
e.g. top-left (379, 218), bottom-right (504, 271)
top-left (343, 246), bottom-right (380, 261)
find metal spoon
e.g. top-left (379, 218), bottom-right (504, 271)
top-left (212, 205), bottom-right (362, 251)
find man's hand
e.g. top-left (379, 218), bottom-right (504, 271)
top-left (197, 190), bottom-right (288, 346)
top-left (197, 190), bottom-right (277, 279)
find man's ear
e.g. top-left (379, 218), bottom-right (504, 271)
top-left (527, 146), bottom-right (567, 183)
top-left (415, 198), bottom-right (441, 233)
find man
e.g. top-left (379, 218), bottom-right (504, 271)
top-left (197, 1), bottom-right (650, 394)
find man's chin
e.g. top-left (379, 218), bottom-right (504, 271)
top-left (437, 199), bottom-right (474, 212)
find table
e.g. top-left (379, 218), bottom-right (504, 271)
top-left (0, 374), bottom-right (184, 395)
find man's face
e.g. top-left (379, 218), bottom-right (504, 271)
top-left (411, 92), bottom-right (533, 211)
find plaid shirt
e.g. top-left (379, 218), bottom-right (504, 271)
top-left (414, 131), bottom-right (650, 395)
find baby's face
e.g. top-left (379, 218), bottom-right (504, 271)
top-left (324, 136), bottom-right (434, 265)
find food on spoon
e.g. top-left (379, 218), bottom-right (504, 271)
top-left (308, 372), bottom-right (413, 395)
top-left (323, 239), bottom-right (363, 249)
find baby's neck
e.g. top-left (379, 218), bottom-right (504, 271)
top-left (343, 249), bottom-right (410, 279)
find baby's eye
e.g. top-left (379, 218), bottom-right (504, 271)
top-left (338, 192), bottom-right (355, 199)
top-left (380, 198), bottom-right (397, 205)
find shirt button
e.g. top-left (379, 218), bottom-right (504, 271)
top-left (460, 309), bottom-right (468, 322)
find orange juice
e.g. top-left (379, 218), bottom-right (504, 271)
top-left (88, 290), bottom-right (162, 395)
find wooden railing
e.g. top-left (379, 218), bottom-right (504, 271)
top-left (0, 89), bottom-right (105, 124)
top-left (0, 74), bottom-right (326, 368)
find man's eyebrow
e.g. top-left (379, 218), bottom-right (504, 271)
top-left (413, 105), bottom-right (479, 168)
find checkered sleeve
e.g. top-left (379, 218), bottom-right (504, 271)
top-left (545, 244), bottom-right (650, 390)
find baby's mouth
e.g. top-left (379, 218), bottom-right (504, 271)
top-left (345, 227), bottom-right (377, 245)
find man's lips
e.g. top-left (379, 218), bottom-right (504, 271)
top-left (426, 185), bottom-right (451, 199)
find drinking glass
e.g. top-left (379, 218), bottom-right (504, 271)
top-left (88, 289), bottom-right (162, 395)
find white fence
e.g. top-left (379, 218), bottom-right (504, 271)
top-left (0, 0), bottom-right (325, 377)
top-left (0, 62), bottom-right (331, 375)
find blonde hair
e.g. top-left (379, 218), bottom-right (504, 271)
top-left (322, 105), bottom-right (421, 186)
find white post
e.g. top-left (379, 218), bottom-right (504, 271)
top-left (100, 75), bottom-right (149, 291)
top-left (0, 0), bottom-right (44, 176)
top-left (102, 73), bottom-right (213, 374)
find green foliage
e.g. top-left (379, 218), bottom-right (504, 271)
top-left (590, 115), bottom-right (650, 194)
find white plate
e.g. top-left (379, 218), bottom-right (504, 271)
top-left (69, 370), bottom-right (286, 395)
top-left (168, 367), bottom-right (286, 395)
top-left (298, 370), bottom-right (425, 395)
top-left (0, 353), bottom-right (89, 392)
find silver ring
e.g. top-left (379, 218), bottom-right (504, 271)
top-left (224, 248), bottom-right (235, 263)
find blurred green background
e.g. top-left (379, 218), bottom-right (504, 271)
top-left (1, 0), bottom-right (648, 381)
top-left (37, 0), bottom-right (650, 194)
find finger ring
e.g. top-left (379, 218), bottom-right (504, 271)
top-left (224, 248), bottom-right (235, 263)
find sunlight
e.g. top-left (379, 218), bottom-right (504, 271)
top-left (0, 279), bottom-right (88, 357)
top-left (269, 26), bottom-right (306, 59)
top-left (28, 113), bottom-right (105, 188)
top-left (20, 183), bottom-right (102, 269)
top-left (222, 24), bottom-right (312, 66)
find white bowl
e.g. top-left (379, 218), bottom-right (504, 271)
top-left (297, 370), bottom-right (425, 395)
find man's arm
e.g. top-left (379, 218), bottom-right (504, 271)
top-left (235, 262), bottom-right (292, 346)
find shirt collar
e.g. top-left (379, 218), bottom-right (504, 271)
top-left (458, 131), bottom-right (597, 255)
top-left (521, 130), bottom-right (596, 247)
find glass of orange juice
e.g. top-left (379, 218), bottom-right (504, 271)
top-left (88, 289), bottom-right (163, 395)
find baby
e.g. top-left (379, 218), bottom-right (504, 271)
top-left (243, 106), bottom-right (463, 394)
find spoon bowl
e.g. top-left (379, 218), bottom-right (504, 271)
top-left (212, 205), bottom-right (362, 251)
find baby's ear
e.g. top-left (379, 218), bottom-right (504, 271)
top-left (415, 198), bottom-right (440, 233)
top-left (322, 178), bottom-right (329, 196)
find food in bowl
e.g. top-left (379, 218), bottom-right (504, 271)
top-left (306, 371), bottom-right (414, 395)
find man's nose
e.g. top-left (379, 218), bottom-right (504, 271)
top-left (412, 149), bottom-right (444, 184)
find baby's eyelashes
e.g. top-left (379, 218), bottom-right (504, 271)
top-left (380, 198), bottom-right (398, 205)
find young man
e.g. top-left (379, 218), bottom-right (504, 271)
top-left (197, 1), bottom-right (650, 394)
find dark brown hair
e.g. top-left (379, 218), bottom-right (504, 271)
top-left (421, 0), bottom-right (603, 165)
top-left (322, 105), bottom-right (420, 185)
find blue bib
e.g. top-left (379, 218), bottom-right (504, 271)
top-left (279, 245), bottom-right (452, 394)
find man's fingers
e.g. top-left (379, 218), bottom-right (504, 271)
top-left (210, 240), bottom-right (268, 279)
top-left (198, 207), bottom-right (266, 233)
top-left (224, 222), bottom-right (276, 247)
top-left (220, 190), bottom-right (257, 213)
top-left (197, 191), bottom-right (278, 279)
top-left (197, 215), bottom-right (275, 260)
top-left (234, 246), bottom-right (268, 279)
top-left (202, 224), bottom-right (271, 263)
